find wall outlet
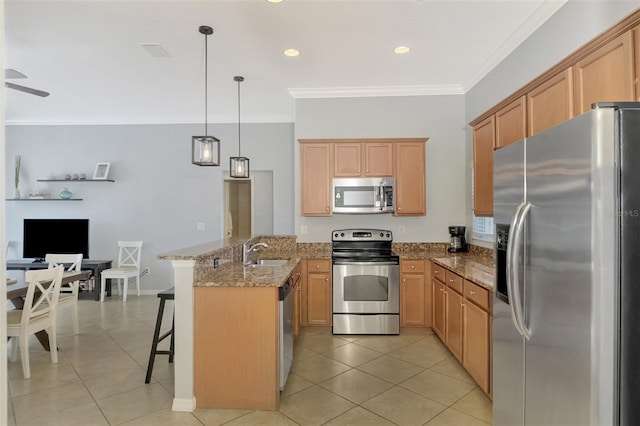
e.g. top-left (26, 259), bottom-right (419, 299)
top-left (300, 225), bottom-right (308, 235)
top-left (398, 225), bottom-right (406, 235)
top-left (197, 222), bottom-right (206, 231)
top-left (143, 267), bottom-right (150, 275)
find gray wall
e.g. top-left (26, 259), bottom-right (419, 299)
top-left (295, 95), bottom-right (467, 243)
top-left (5, 122), bottom-right (295, 291)
top-left (464, 0), bottom-right (640, 246)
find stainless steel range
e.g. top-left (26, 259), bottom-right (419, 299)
top-left (332, 229), bottom-right (400, 335)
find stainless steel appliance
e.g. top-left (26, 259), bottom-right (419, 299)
top-left (493, 102), bottom-right (640, 425)
top-left (278, 277), bottom-right (293, 390)
top-left (332, 229), bottom-right (400, 334)
top-left (332, 177), bottom-right (395, 214)
top-left (448, 225), bottom-right (467, 252)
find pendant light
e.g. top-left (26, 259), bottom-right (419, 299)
top-left (230, 75), bottom-right (250, 178)
top-left (192, 25), bottom-right (220, 166)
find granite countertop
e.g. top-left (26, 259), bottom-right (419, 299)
top-left (194, 255), bottom-right (301, 288)
top-left (160, 236), bottom-right (494, 290)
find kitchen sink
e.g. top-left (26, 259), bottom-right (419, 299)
top-left (246, 259), bottom-right (289, 267)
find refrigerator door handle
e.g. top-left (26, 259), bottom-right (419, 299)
top-left (506, 202), bottom-right (526, 336)
top-left (509, 201), bottom-right (532, 340)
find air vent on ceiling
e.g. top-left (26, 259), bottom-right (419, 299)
top-left (139, 43), bottom-right (172, 58)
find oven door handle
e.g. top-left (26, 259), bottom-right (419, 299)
top-left (333, 260), bottom-right (399, 266)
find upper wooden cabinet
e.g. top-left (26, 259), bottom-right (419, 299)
top-left (300, 138), bottom-right (427, 216)
top-left (574, 32), bottom-right (635, 115)
top-left (527, 68), bottom-right (574, 135)
top-left (333, 142), bottom-right (393, 177)
top-left (300, 142), bottom-right (332, 216)
top-left (634, 24), bottom-right (640, 100)
top-left (495, 96), bottom-right (526, 149)
top-left (472, 116), bottom-right (495, 217)
top-left (394, 141), bottom-right (426, 216)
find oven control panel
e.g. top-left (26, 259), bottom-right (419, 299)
top-left (332, 229), bottom-right (393, 242)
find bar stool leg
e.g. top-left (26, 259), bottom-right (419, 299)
top-left (145, 297), bottom-right (166, 384)
top-left (169, 310), bottom-right (175, 363)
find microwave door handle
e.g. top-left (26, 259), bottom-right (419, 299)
top-left (379, 184), bottom-right (384, 210)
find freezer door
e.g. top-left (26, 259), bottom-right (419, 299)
top-left (524, 109), bottom-right (616, 426)
top-left (493, 142), bottom-right (525, 426)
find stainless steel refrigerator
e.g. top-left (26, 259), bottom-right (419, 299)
top-left (493, 102), bottom-right (640, 426)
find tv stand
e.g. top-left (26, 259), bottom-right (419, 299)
top-left (7, 259), bottom-right (113, 301)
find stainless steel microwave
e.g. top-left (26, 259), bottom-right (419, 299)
top-left (332, 177), bottom-right (395, 214)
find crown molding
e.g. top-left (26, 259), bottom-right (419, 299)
top-left (288, 84), bottom-right (464, 99)
top-left (462, 0), bottom-right (567, 92)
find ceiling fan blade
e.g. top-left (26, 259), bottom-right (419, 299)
top-left (5, 69), bottom-right (27, 79)
top-left (5, 82), bottom-right (50, 97)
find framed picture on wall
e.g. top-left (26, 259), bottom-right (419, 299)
top-left (93, 162), bottom-right (111, 180)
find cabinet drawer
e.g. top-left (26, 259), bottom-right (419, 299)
top-left (307, 259), bottom-right (330, 273)
top-left (445, 270), bottom-right (463, 294)
top-left (464, 280), bottom-right (490, 312)
top-left (401, 259), bottom-right (425, 274)
top-left (433, 264), bottom-right (445, 282)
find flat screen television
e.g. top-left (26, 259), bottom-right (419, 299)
top-left (23, 219), bottom-right (90, 261)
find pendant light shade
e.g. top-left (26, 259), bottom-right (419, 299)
top-left (230, 75), bottom-right (250, 178)
top-left (192, 25), bottom-right (220, 166)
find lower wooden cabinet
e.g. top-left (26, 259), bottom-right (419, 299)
top-left (400, 259), bottom-right (431, 327)
top-left (432, 279), bottom-right (445, 339)
top-left (431, 261), bottom-right (493, 396)
top-left (463, 298), bottom-right (490, 393)
top-left (303, 259), bottom-right (332, 326)
top-left (445, 287), bottom-right (463, 362)
top-left (292, 262), bottom-right (302, 341)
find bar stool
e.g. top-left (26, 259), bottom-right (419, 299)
top-left (145, 287), bottom-right (175, 383)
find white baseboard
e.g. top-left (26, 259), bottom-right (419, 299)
top-left (172, 397), bottom-right (196, 412)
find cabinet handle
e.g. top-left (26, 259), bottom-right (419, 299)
top-left (469, 290), bottom-right (475, 295)
top-left (316, 265), bottom-right (320, 269)
top-left (449, 279), bottom-right (454, 283)
top-left (325, 278), bottom-right (328, 282)
top-left (434, 270), bottom-right (440, 274)
top-left (461, 303), bottom-right (465, 307)
top-left (403, 278), bottom-right (406, 283)
top-left (411, 265), bottom-right (415, 269)
top-left (439, 288), bottom-right (444, 292)
top-left (326, 207), bottom-right (329, 211)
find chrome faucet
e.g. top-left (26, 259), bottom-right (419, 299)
top-left (243, 242), bottom-right (269, 265)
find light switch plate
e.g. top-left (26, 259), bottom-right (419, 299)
top-left (197, 222), bottom-right (206, 231)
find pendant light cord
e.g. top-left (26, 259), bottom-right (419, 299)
top-left (204, 33), bottom-right (208, 136)
top-left (237, 78), bottom-right (241, 156)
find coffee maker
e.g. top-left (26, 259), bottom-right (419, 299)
top-left (448, 226), bottom-right (468, 253)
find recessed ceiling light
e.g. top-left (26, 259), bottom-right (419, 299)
top-left (266, 0), bottom-right (284, 3)
top-left (394, 46), bottom-right (411, 55)
top-left (283, 49), bottom-right (300, 57)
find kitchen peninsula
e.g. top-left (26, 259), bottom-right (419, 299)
top-left (159, 236), bottom-right (494, 412)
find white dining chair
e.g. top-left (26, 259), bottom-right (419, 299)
top-left (100, 241), bottom-right (143, 303)
top-left (7, 266), bottom-right (64, 379)
top-left (46, 253), bottom-right (83, 334)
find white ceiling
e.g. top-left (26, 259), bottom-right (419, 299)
top-left (4, 0), bottom-right (566, 125)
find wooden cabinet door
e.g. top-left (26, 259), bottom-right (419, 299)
top-left (635, 25), bottom-right (640, 100)
top-left (432, 279), bottom-right (445, 340)
top-left (334, 143), bottom-right (361, 177)
top-left (364, 143), bottom-right (393, 176)
top-left (445, 288), bottom-right (463, 362)
top-left (527, 68), bottom-right (574, 136)
top-left (400, 273), bottom-right (426, 327)
top-left (495, 96), bottom-right (526, 149)
top-left (301, 143), bottom-right (332, 216)
top-left (394, 142), bottom-right (426, 216)
top-left (306, 272), bottom-right (332, 325)
top-left (472, 116), bottom-right (495, 217)
top-left (574, 32), bottom-right (634, 115)
top-left (463, 301), bottom-right (490, 394)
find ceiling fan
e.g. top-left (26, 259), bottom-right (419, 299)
top-left (5, 69), bottom-right (50, 97)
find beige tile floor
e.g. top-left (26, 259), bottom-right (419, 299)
top-left (7, 295), bottom-right (492, 425)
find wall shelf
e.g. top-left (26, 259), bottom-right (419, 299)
top-left (37, 179), bottom-right (115, 182)
top-left (6, 198), bottom-right (83, 201)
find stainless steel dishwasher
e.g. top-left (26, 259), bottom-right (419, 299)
top-left (279, 276), bottom-right (294, 390)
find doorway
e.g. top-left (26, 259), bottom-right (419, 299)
top-left (223, 170), bottom-right (273, 238)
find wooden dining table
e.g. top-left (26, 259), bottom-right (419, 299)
top-left (6, 270), bottom-right (91, 351)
